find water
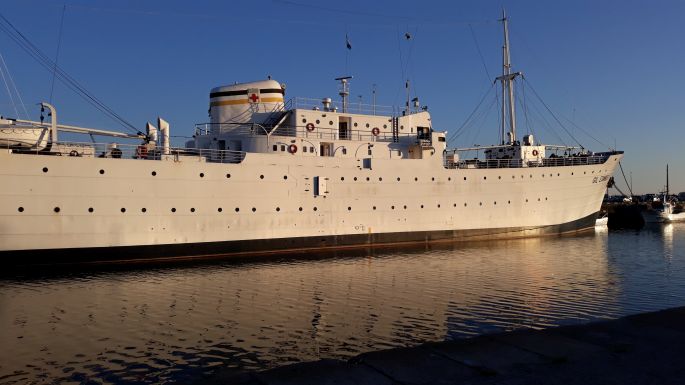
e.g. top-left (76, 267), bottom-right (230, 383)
top-left (2, 224), bottom-right (685, 384)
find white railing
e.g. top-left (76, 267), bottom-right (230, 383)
top-left (443, 151), bottom-right (616, 169)
top-left (1, 139), bottom-right (246, 164)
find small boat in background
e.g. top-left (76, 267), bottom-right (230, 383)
top-left (644, 165), bottom-right (685, 223)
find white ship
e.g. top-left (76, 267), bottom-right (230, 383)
top-left (0, 13), bottom-right (622, 264)
top-left (644, 165), bottom-right (685, 223)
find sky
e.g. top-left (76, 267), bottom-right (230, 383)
top-left (0, 0), bottom-right (683, 194)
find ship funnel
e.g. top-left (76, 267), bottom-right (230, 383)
top-left (209, 79), bottom-right (284, 133)
top-left (158, 117), bottom-right (170, 155)
top-left (322, 98), bottom-right (332, 111)
top-left (146, 122), bottom-right (158, 144)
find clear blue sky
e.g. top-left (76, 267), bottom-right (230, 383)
top-left (1, 0), bottom-right (683, 194)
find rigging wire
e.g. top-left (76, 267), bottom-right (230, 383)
top-left (522, 77), bottom-right (583, 149)
top-left (618, 161), bottom-right (634, 198)
top-left (49, 4), bottom-right (66, 104)
top-left (0, 13), bottom-right (141, 134)
top-left (0, 60), bottom-right (18, 117)
top-left (0, 50), bottom-right (29, 119)
top-left (448, 82), bottom-right (495, 143)
top-left (468, 23), bottom-right (492, 82)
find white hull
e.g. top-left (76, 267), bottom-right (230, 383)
top-left (0, 147), bottom-right (621, 262)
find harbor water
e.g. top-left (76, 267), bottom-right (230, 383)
top-left (2, 224), bottom-right (685, 384)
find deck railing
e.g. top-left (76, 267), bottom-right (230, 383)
top-left (444, 153), bottom-right (612, 169)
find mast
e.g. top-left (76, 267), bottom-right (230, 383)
top-left (666, 164), bottom-right (669, 197)
top-left (496, 9), bottom-right (522, 145)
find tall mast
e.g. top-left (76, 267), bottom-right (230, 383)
top-left (497, 9), bottom-right (521, 145)
top-left (666, 164), bottom-right (669, 197)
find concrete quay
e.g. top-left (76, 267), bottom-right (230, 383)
top-left (201, 306), bottom-right (685, 385)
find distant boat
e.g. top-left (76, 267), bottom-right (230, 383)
top-left (644, 165), bottom-right (685, 223)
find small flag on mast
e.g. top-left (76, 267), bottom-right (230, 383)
top-left (346, 34), bottom-right (352, 50)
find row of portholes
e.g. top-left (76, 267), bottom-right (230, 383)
top-left (24, 198), bottom-right (550, 214)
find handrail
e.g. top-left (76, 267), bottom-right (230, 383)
top-left (444, 153), bottom-right (611, 169)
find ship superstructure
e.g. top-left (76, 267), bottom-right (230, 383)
top-left (0, 13), bottom-right (622, 264)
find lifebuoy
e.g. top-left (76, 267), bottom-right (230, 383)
top-left (136, 145), bottom-right (148, 158)
top-left (305, 123), bottom-right (315, 132)
top-left (288, 144), bottom-right (298, 154)
top-left (532, 149), bottom-right (539, 156)
top-left (69, 150), bottom-right (79, 157)
top-left (371, 127), bottom-right (380, 136)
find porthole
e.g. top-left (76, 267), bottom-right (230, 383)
top-left (121, 208), bottom-right (126, 213)
top-left (283, 175), bottom-right (288, 180)
top-left (403, 205), bottom-right (407, 209)
top-left (529, 175), bottom-right (533, 178)
top-left (99, 169), bottom-right (105, 175)
top-left (88, 207), bottom-right (94, 213)
top-left (152, 171), bottom-right (157, 176)
top-left (464, 203), bottom-right (467, 207)
top-left (348, 207), bottom-right (352, 211)
top-left (313, 207), bottom-right (318, 211)
top-left (538, 198), bottom-right (541, 201)
top-left (571, 172), bottom-right (574, 175)
top-left (140, 208), bottom-right (146, 213)
top-left (171, 208), bottom-right (176, 212)
top-left (328, 121), bottom-right (333, 125)
top-left (525, 199), bottom-right (528, 203)
top-left (54, 207), bottom-right (60, 213)
top-left (252, 207), bottom-right (256, 212)
top-left (341, 177), bottom-right (345, 181)
top-left (479, 202), bottom-right (482, 206)
top-left (415, 177), bottom-right (418, 181)
top-left (191, 208), bottom-right (196, 212)
top-left (42, 167), bottom-right (48, 173)
top-left (235, 207), bottom-right (240, 212)
top-left (373, 206), bottom-right (377, 210)
top-left (494, 201), bottom-right (497, 205)
top-left (557, 173), bottom-right (560, 176)
top-left (463, 177), bottom-right (467, 181)
top-left (383, 124), bottom-right (387, 128)
top-left (498, 176), bottom-right (501, 179)
top-left (276, 207), bottom-right (281, 212)
top-left (302, 118), bottom-right (307, 123)
top-left (17, 207), bottom-right (24, 212)
top-left (353, 122), bottom-right (358, 127)
top-left (316, 119), bottom-right (320, 124)
top-left (354, 177), bottom-right (358, 181)
top-left (226, 173), bottom-right (231, 178)
top-left (366, 177), bottom-right (370, 181)
top-left (379, 177), bottom-right (383, 181)
top-left (542, 174), bottom-right (545, 178)
top-left (200, 173), bottom-right (204, 178)
top-left (366, 123), bottom-right (370, 128)
top-left (584, 172), bottom-right (587, 174)
top-left (508, 200), bottom-right (511, 204)
top-left (217, 207), bottom-right (222, 212)
top-left (298, 207), bottom-right (303, 211)
top-left (260, 175), bottom-right (264, 179)
top-left (484, 176), bottom-right (487, 180)
top-left (421, 205), bottom-right (424, 208)
top-left (432, 177), bottom-right (435, 181)
top-left (545, 197), bottom-right (548, 201)
top-left (437, 204), bottom-right (441, 208)
top-left (391, 205), bottom-right (395, 210)
top-left (512, 175), bottom-right (515, 179)
top-left (397, 177), bottom-right (401, 181)
top-left (448, 177), bottom-right (451, 181)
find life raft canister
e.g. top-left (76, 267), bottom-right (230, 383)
top-left (306, 123), bottom-right (315, 132)
top-left (371, 127), bottom-right (380, 136)
top-left (288, 144), bottom-right (298, 154)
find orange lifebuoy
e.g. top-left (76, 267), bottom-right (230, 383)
top-left (288, 144), bottom-right (298, 154)
top-left (136, 145), bottom-right (148, 158)
top-left (371, 127), bottom-right (380, 136)
top-left (532, 149), bottom-right (539, 156)
top-left (306, 123), bottom-right (315, 132)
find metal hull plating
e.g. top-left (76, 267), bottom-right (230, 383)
top-left (0, 149), bottom-right (621, 264)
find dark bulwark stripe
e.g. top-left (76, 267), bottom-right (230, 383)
top-left (0, 212), bottom-right (599, 267)
top-left (210, 88), bottom-right (284, 99)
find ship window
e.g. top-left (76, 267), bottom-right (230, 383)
top-left (415, 177), bottom-right (418, 181)
top-left (316, 119), bottom-right (320, 124)
top-left (373, 206), bottom-right (377, 210)
top-left (283, 175), bottom-right (288, 180)
top-left (43, 167), bottom-right (48, 173)
top-left (379, 177), bottom-right (383, 181)
top-left (276, 207), bottom-right (280, 212)
top-left (142, 208), bottom-right (147, 213)
top-left (313, 207), bottom-right (318, 211)
top-left (341, 177), bottom-right (345, 181)
top-left (354, 122), bottom-right (358, 127)
top-left (235, 207), bottom-right (239, 212)
top-left (366, 123), bottom-right (370, 128)
top-left (99, 169), bottom-right (105, 174)
top-left (217, 208), bottom-right (222, 212)
top-left (348, 207), bottom-right (352, 211)
top-left (391, 205), bottom-right (395, 210)
top-left (366, 177), bottom-right (370, 181)
top-left (538, 198), bottom-right (541, 201)
top-left (494, 201), bottom-right (497, 205)
top-left (54, 207), bottom-right (60, 213)
top-left (453, 203), bottom-right (456, 207)
top-left (545, 197), bottom-right (548, 200)
top-left (152, 171), bottom-right (157, 176)
top-left (88, 207), bottom-right (94, 213)
top-left (400, 125), bottom-right (404, 130)
top-left (342, 148), bottom-right (347, 155)
top-left (438, 137), bottom-right (446, 142)
top-left (397, 177), bottom-right (401, 181)
top-left (200, 173), bottom-right (205, 178)
top-left (403, 205), bottom-right (407, 209)
top-left (479, 202), bottom-right (482, 206)
top-left (438, 204), bottom-right (441, 208)
top-left (484, 176), bottom-right (487, 180)
top-left (260, 175), bottom-right (264, 179)
top-left (525, 199), bottom-right (528, 203)
top-left (529, 175), bottom-right (532, 178)
top-left (17, 207), bottom-right (24, 212)
top-left (448, 177), bottom-right (451, 181)
top-left (354, 177), bottom-right (358, 181)
top-left (281, 145), bottom-right (286, 151)
top-left (463, 177), bottom-right (467, 181)
top-left (542, 174), bottom-right (545, 178)
top-left (299, 207), bottom-right (303, 211)
top-left (464, 203), bottom-right (467, 207)
top-left (302, 118), bottom-right (307, 123)
top-left (571, 172), bottom-right (574, 175)
top-left (226, 173), bottom-right (231, 178)
top-left (512, 175), bottom-right (515, 179)
top-left (191, 208), bottom-right (196, 212)
top-left (432, 177), bottom-right (435, 181)
top-left (310, 147), bottom-right (315, 153)
top-left (120, 208), bottom-right (126, 213)
top-left (171, 208), bottom-right (176, 212)
top-left (498, 176), bottom-right (501, 180)
top-left (368, 149), bottom-right (372, 156)
top-left (273, 145), bottom-right (277, 151)
top-left (329, 121), bottom-right (333, 125)
top-left (421, 205), bottom-right (424, 208)
top-left (383, 124), bottom-right (387, 129)
top-left (303, 147), bottom-right (307, 153)
top-left (252, 207), bottom-right (256, 212)
top-left (508, 200), bottom-right (511, 204)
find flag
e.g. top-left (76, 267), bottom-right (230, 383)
top-left (346, 34), bottom-right (352, 50)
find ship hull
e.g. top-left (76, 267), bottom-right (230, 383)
top-left (0, 148), bottom-right (621, 266)
top-left (1, 212), bottom-right (598, 266)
